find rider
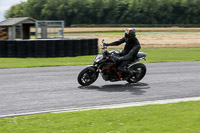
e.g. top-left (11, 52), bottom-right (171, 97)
top-left (104, 28), bottom-right (141, 79)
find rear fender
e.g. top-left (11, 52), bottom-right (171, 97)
top-left (137, 52), bottom-right (147, 58)
top-left (134, 52), bottom-right (147, 62)
top-left (127, 63), bottom-right (145, 70)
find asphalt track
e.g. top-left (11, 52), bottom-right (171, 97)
top-left (0, 61), bottom-right (200, 117)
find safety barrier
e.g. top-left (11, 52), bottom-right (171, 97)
top-left (0, 39), bottom-right (98, 58)
top-left (0, 28), bottom-right (8, 40)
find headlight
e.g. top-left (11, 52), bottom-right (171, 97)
top-left (94, 54), bottom-right (103, 63)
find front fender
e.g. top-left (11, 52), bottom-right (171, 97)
top-left (86, 65), bottom-right (98, 72)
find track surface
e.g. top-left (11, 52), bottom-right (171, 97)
top-left (0, 61), bottom-right (200, 117)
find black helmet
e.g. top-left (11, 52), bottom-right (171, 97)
top-left (125, 28), bottom-right (136, 40)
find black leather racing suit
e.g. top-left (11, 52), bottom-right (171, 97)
top-left (106, 37), bottom-right (141, 76)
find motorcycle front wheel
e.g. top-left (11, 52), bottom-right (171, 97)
top-left (78, 67), bottom-right (99, 86)
top-left (126, 63), bottom-right (146, 83)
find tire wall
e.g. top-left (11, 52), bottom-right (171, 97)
top-left (0, 39), bottom-right (98, 58)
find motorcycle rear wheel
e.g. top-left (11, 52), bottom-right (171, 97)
top-left (126, 63), bottom-right (146, 83)
top-left (78, 67), bottom-right (99, 86)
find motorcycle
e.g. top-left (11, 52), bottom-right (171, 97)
top-left (77, 40), bottom-right (147, 86)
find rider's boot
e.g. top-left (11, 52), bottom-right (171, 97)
top-left (125, 70), bottom-right (135, 80)
top-left (119, 69), bottom-right (134, 80)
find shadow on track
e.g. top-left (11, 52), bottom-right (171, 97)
top-left (78, 82), bottom-right (150, 95)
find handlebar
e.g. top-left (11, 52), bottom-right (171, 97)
top-left (101, 39), bottom-right (107, 50)
top-left (102, 39), bottom-right (104, 44)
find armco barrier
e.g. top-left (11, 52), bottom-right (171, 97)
top-left (0, 39), bottom-right (98, 58)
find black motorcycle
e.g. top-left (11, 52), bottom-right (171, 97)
top-left (78, 40), bottom-right (147, 86)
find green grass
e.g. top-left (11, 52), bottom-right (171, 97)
top-left (64, 31), bottom-right (200, 36)
top-left (1, 101), bottom-right (200, 133)
top-left (0, 48), bottom-right (200, 68)
top-left (142, 48), bottom-right (200, 63)
top-left (1, 48), bottom-right (200, 132)
top-left (31, 31), bottom-right (200, 38)
top-left (0, 56), bottom-right (94, 68)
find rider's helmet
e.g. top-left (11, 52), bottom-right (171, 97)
top-left (125, 28), bottom-right (136, 41)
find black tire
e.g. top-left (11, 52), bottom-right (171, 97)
top-left (17, 41), bottom-right (28, 58)
top-left (73, 39), bottom-right (81, 57)
top-left (64, 40), bottom-right (73, 57)
top-left (80, 39), bottom-right (89, 55)
top-left (35, 40), bottom-right (47, 57)
top-left (78, 67), bottom-right (99, 86)
top-left (126, 63), bottom-right (146, 83)
top-left (27, 40), bottom-right (35, 57)
top-left (0, 40), bottom-right (7, 57)
top-left (46, 40), bottom-right (56, 57)
top-left (56, 40), bottom-right (65, 57)
top-left (7, 40), bottom-right (17, 57)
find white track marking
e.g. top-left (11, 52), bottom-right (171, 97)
top-left (1, 97), bottom-right (200, 118)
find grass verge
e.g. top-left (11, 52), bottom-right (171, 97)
top-left (64, 31), bottom-right (200, 36)
top-left (0, 48), bottom-right (200, 68)
top-left (142, 48), bottom-right (200, 63)
top-left (0, 56), bottom-right (93, 69)
top-left (0, 101), bottom-right (200, 133)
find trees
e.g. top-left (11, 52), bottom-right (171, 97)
top-left (25, 0), bottom-right (47, 20)
top-left (5, 2), bottom-right (27, 18)
top-left (5, 0), bottom-right (200, 26)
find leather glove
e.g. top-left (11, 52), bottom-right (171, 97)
top-left (103, 43), bottom-right (108, 46)
top-left (102, 43), bottom-right (108, 49)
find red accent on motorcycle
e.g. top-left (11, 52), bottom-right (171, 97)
top-left (111, 65), bottom-right (122, 79)
top-left (118, 74), bottom-right (122, 79)
top-left (104, 67), bottom-right (110, 70)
